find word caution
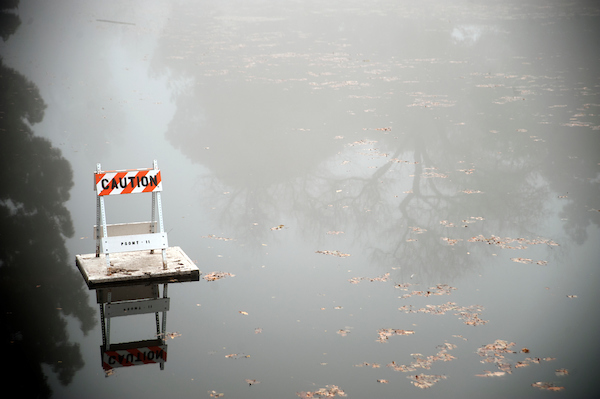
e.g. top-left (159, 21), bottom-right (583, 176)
top-left (102, 346), bottom-right (167, 370)
top-left (95, 169), bottom-right (162, 196)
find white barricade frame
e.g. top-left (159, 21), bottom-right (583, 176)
top-left (94, 160), bottom-right (168, 269)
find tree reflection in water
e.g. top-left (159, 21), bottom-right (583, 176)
top-left (0, 2), bottom-right (96, 397)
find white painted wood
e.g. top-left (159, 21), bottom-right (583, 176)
top-left (105, 298), bottom-right (170, 317)
top-left (100, 233), bottom-right (168, 254)
top-left (94, 221), bottom-right (157, 238)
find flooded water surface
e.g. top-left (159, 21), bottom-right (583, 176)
top-left (1, 0), bottom-right (599, 398)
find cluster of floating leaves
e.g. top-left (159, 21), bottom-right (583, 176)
top-left (407, 373), bottom-right (448, 389)
top-left (316, 250), bottom-right (350, 257)
top-left (468, 235), bottom-right (559, 249)
top-left (441, 237), bottom-right (462, 245)
top-left (355, 362), bottom-right (381, 368)
top-left (440, 217), bottom-right (484, 229)
top-left (396, 283), bottom-right (456, 298)
top-left (376, 328), bottom-right (415, 343)
top-left (476, 339), bottom-right (562, 380)
top-left (203, 271), bottom-right (235, 281)
top-left (209, 390), bottom-right (224, 397)
top-left (348, 272), bottom-right (390, 284)
top-left (296, 385), bottom-right (347, 398)
top-left (388, 343), bottom-right (456, 373)
top-left (398, 302), bottom-right (487, 326)
top-left (532, 382), bottom-right (564, 391)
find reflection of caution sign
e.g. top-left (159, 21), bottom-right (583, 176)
top-left (102, 340), bottom-right (167, 370)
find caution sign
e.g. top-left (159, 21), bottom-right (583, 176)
top-left (95, 168), bottom-right (162, 196)
top-left (102, 345), bottom-right (167, 370)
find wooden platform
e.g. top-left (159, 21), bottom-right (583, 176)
top-left (76, 246), bottom-right (200, 288)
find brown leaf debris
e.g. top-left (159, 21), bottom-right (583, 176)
top-left (296, 385), bottom-right (347, 398)
top-left (316, 250), bottom-right (350, 257)
top-left (203, 271), bottom-right (235, 281)
top-left (376, 328), bottom-right (415, 343)
top-left (407, 373), bottom-right (447, 389)
top-left (531, 382), bottom-right (565, 391)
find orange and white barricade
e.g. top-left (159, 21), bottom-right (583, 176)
top-left (94, 160), bottom-right (168, 269)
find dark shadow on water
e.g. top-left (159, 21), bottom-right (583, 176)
top-left (0, 2), bottom-right (96, 396)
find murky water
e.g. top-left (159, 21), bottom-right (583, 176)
top-left (1, 0), bottom-right (599, 398)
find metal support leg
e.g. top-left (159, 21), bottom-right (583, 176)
top-left (100, 303), bottom-right (106, 348)
top-left (150, 190), bottom-right (156, 254)
top-left (161, 284), bottom-right (168, 337)
top-left (154, 285), bottom-right (161, 337)
top-left (106, 291), bottom-right (112, 349)
top-left (156, 192), bottom-right (167, 269)
top-left (99, 196), bottom-right (110, 270)
top-left (96, 164), bottom-right (102, 257)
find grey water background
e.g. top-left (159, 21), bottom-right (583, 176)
top-left (1, 0), bottom-right (599, 397)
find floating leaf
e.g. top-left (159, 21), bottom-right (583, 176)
top-left (316, 250), bottom-right (350, 257)
top-left (407, 373), bottom-right (447, 389)
top-left (355, 362), bottom-right (381, 368)
top-left (397, 284), bottom-right (457, 298)
top-left (158, 332), bottom-right (182, 340)
top-left (337, 328), bottom-right (351, 337)
top-left (225, 353), bottom-right (250, 359)
top-left (475, 371), bottom-right (506, 377)
top-left (468, 235), bottom-right (558, 249)
top-left (376, 328), bottom-right (415, 343)
top-left (531, 382), bottom-right (564, 391)
top-left (441, 237), bottom-right (462, 245)
top-left (349, 273), bottom-right (390, 284)
top-left (387, 343), bottom-right (456, 372)
top-left (461, 189), bottom-right (484, 194)
top-left (245, 379), bottom-right (260, 386)
top-left (270, 225), bottom-right (285, 230)
top-left (202, 235), bottom-right (234, 241)
top-left (409, 226), bottom-right (427, 234)
top-left (203, 272), bottom-right (235, 281)
top-left (511, 257), bottom-right (548, 265)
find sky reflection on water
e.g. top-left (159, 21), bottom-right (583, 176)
top-left (1, 0), bottom-right (599, 398)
